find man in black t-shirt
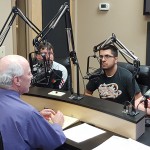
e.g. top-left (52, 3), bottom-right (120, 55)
top-left (85, 44), bottom-right (142, 105)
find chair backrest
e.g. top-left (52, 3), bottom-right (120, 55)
top-left (55, 57), bottom-right (72, 91)
top-left (0, 132), bottom-right (3, 150)
top-left (118, 62), bottom-right (150, 95)
top-left (29, 52), bottom-right (36, 72)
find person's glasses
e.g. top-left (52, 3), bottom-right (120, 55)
top-left (37, 52), bottom-right (54, 55)
top-left (99, 55), bottom-right (115, 60)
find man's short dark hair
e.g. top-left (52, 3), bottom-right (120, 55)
top-left (37, 41), bottom-right (54, 51)
top-left (100, 44), bottom-right (118, 57)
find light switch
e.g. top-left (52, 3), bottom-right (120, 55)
top-left (0, 46), bottom-right (5, 58)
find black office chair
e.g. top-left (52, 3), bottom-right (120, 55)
top-left (55, 57), bottom-right (72, 91)
top-left (29, 52), bottom-right (36, 73)
top-left (118, 62), bottom-right (150, 95)
top-left (0, 132), bottom-right (4, 150)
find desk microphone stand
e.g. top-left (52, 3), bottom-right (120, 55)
top-left (65, 12), bottom-right (83, 100)
top-left (68, 50), bottom-right (83, 100)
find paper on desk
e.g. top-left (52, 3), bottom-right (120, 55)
top-left (126, 138), bottom-right (150, 150)
top-left (92, 135), bottom-right (150, 150)
top-left (49, 115), bottom-right (79, 130)
top-left (48, 91), bottom-right (65, 96)
top-left (62, 115), bottom-right (79, 130)
top-left (63, 123), bottom-right (106, 143)
top-left (92, 136), bottom-right (127, 150)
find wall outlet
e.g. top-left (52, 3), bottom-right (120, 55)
top-left (0, 46), bottom-right (5, 58)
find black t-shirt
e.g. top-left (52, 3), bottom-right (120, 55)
top-left (86, 66), bottom-right (141, 104)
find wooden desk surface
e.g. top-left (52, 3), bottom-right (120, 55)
top-left (25, 86), bottom-right (145, 123)
top-left (22, 86), bottom-right (145, 141)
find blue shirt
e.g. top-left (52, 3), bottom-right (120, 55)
top-left (0, 88), bottom-right (66, 150)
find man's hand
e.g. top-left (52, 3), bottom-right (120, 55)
top-left (40, 109), bottom-right (64, 127)
top-left (51, 111), bottom-right (64, 127)
top-left (40, 109), bottom-right (56, 121)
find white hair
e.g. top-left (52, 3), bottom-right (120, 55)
top-left (0, 62), bottom-right (24, 88)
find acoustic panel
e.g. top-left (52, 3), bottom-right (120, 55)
top-left (42, 0), bottom-right (70, 60)
top-left (146, 22), bottom-right (150, 65)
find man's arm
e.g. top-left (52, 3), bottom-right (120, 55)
top-left (27, 110), bottom-right (66, 149)
top-left (135, 94), bottom-right (150, 115)
top-left (85, 89), bottom-right (93, 96)
top-left (134, 92), bottom-right (142, 100)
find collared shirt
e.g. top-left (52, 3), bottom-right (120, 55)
top-left (0, 88), bottom-right (66, 150)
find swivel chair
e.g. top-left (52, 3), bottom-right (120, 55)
top-left (55, 57), bottom-right (72, 91)
top-left (118, 62), bottom-right (150, 95)
top-left (0, 132), bottom-right (3, 150)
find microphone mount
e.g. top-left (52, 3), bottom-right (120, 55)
top-left (0, 6), bottom-right (41, 47)
top-left (33, 2), bottom-right (69, 49)
top-left (93, 33), bottom-right (139, 63)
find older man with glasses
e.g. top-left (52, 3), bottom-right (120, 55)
top-left (85, 44), bottom-right (142, 105)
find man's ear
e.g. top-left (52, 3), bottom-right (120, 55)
top-left (115, 57), bottom-right (118, 64)
top-left (13, 76), bottom-right (21, 86)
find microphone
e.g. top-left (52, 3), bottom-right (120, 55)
top-left (41, 53), bottom-right (48, 74)
top-left (41, 53), bottom-right (46, 62)
top-left (41, 53), bottom-right (48, 66)
top-left (84, 69), bottom-right (103, 80)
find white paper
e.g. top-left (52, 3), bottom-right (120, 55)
top-left (63, 123), bottom-right (106, 143)
top-left (92, 135), bottom-right (150, 150)
top-left (62, 115), bottom-right (79, 130)
top-left (49, 115), bottom-right (79, 130)
top-left (126, 138), bottom-right (150, 150)
top-left (48, 91), bottom-right (65, 96)
top-left (92, 135), bottom-right (127, 150)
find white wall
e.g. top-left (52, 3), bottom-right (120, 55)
top-left (1, 0), bottom-right (150, 96)
top-left (0, 0), bottom-right (14, 55)
top-left (71, 0), bottom-right (150, 95)
top-left (0, 0), bottom-right (42, 57)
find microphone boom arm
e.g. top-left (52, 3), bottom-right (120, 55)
top-left (93, 33), bottom-right (140, 64)
top-left (0, 6), bottom-right (41, 47)
top-left (32, 2), bottom-right (82, 99)
top-left (33, 3), bottom-right (69, 48)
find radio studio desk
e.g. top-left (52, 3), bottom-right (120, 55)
top-left (21, 86), bottom-right (149, 150)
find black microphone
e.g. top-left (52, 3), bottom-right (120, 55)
top-left (84, 74), bottom-right (101, 80)
top-left (41, 53), bottom-right (46, 62)
top-left (41, 53), bottom-right (48, 75)
top-left (84, 69), bottom-right (103, 80)
top-left (41, 53), bottom-right (48, 67)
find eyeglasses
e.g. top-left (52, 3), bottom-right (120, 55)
top-left (37, 52), bottom-right (54, 55)
top-left (99, 55), bottom-right (115, 60)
